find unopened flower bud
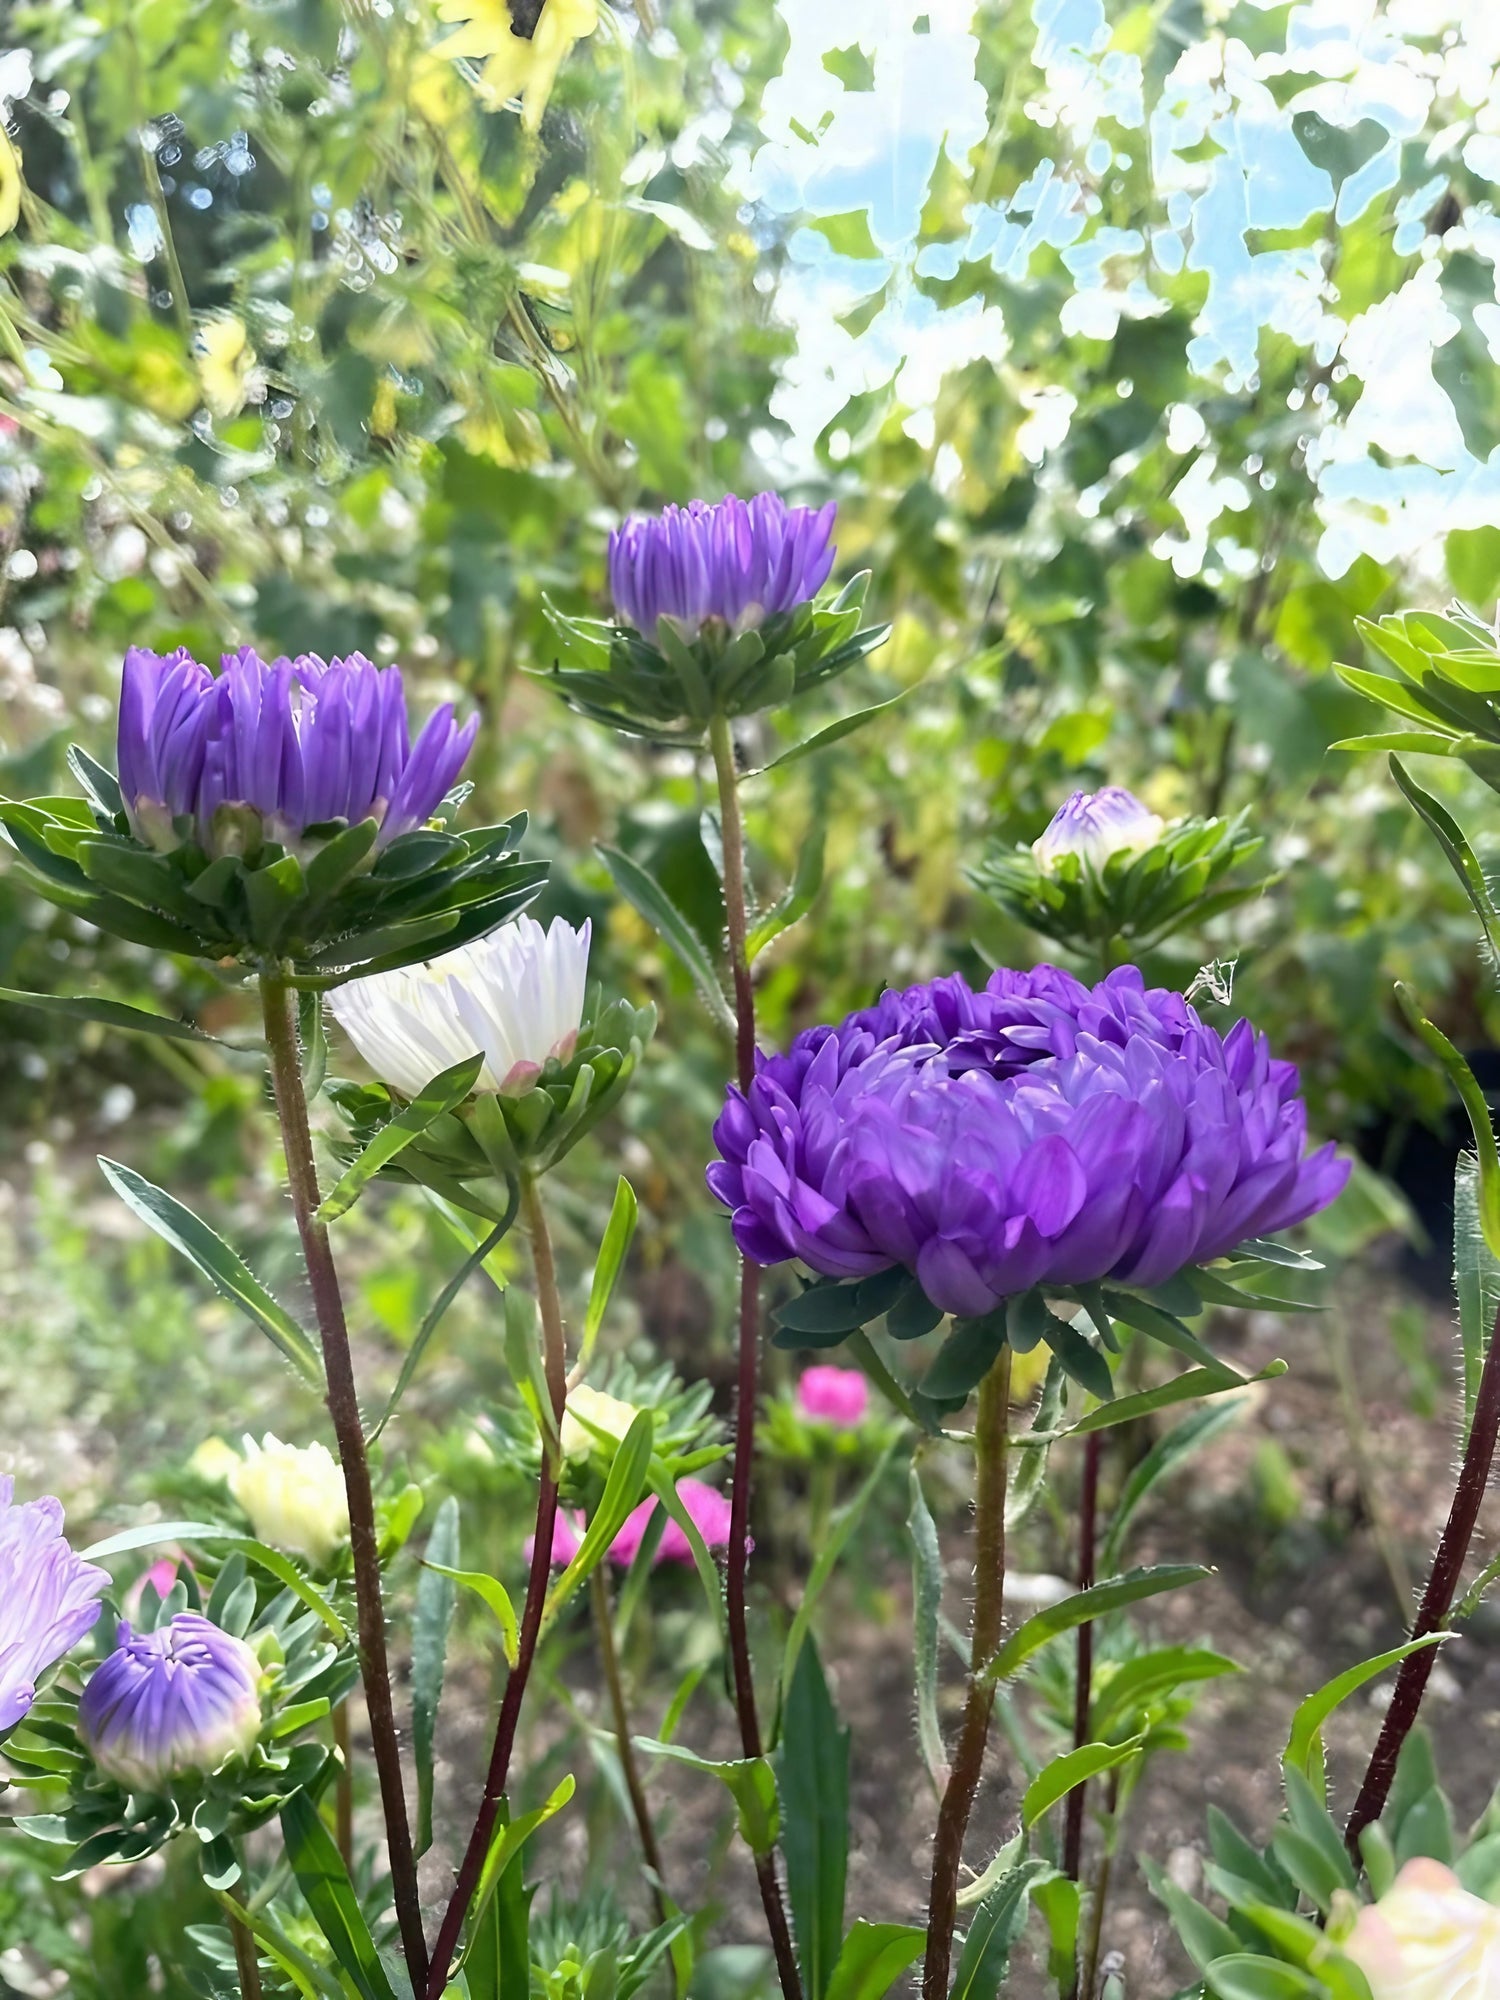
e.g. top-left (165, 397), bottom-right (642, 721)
top-left (1031, 787), bottom-right (1165, 873)
top-left (229, 1434), bottom-right (350, 1567)
top-left (559, 1384), bottom-right (639, 1461)
top-left (79, 1614), bottom-right (262, 1791)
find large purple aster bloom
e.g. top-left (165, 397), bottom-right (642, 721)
top-left (707, 965), bottom-right (1348, 1315)
top-left (608, 493), bottom-right (837, 637)
top-left (117, 646), bottom-right (477, 853)
top-left (78, 1613), bottom-right (262, 1792)
top-left (0, 1478), bottom-right (108, 1735)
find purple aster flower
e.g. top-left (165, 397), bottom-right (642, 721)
top-left (0, 1479), bottom-right (108, 1735)
top-left (116, 646), bottom-right (477, 854)
top-left (607, 493), bottom-right (837, 638)
top-left (78, 1613), bottom-right (262, 1791)
top-left (707, 964), bottom-right (1349, 1315)
top-left (1032, 788), bottom-right (1166, 873)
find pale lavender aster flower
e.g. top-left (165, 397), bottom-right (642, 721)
top-left (708, 965), bottom-right (1349, 1313)
top-left (1032, 787), bottom-right (1165, 873)
top-left (78, 1613), bottom-right (262, 1791)
top-left (608, 494), bottom-right (837, 637)
top-left (116, 646), bottom-right (476, 852)
top-left (0, 1478), bottom-right (108, 1735)
top-left (797, 1365), bottom-right (870, 1428)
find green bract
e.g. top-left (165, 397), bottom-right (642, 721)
top-left (327, 991), bottom-right (656, 1203)
top-left (4, 1552), bottom-right (356, 1892)
top-left (1336, 605), bottom-right (1500, 789)
top-left (538, 573), bottom-right (890, 742)
top-left (0, 754), bottom-right (546, 983)
top-left (970, 810), bottom-right (1264, 962)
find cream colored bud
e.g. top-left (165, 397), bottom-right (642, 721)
top-left (229, 1435), bottom-right (350, 1567)
top-left (559, 1384), bottom-right (638, 1462)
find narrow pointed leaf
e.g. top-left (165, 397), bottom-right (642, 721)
top-left (317, 1054), bottom-right (484, 1222)
top-left (1022, 1738), bottom-right (1145, 1828)
top-left (413, 1497), bottom-right (460, 1858)
top-left (597, 843), bottom-right (734, 1033)
top-left (983, 1565), bottom-right (1211, 1683)
top-left (280, 1792), bottom-right (397, 2000)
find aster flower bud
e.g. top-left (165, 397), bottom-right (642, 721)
top-left (0, 647), bottom-right (544, 979)
top-left (543, 493), bottom-right (887, 740)
top-left (559, 1383), bottom-right (640, 1461)
top-left (1343, 1858), bottom-right (1500, 1998)
top-left (78, 1614), bottom-right (263, 1792)
top-left (0, 1479), bottom-right (108, 1736)
top-left (228, 1434), bottom-right (350, 1568)
top-left (796, 1365), bottom-right (870, 1429)
top-left (328, 915), bottom-right (653, 1187)
top-left (1031, 788), bottom-right (1165, 873)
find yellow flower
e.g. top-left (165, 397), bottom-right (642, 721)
top-left (0, 128), bottom-right (22, 238)
top-left (560, 1384), bottom-right (638, 1461)
top-left (434, 0), bottom-right (598, 133)
top-left (197, 315), bottom-right (256, 419)
top-left (1344, 1859), bottom-right (1500, 1999)
top-left (229, 1434), bottom-right (351, 1567)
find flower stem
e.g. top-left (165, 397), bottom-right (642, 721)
top-left (1345, 1298), bottom-right (1500, 1854)
top-left (590, 1563), bottom-right (670, 1924)
top-left (708, 711), bottom-right (804, 2000)
top-left (425, 1174), bottom-right (568, 1999)
top-left (1080, 1770), bottom-right (1122, 2000)
top-left (230, 1907), bottom-right (264, 2000)
top-left (923, 1346), bottom-right (1013, 2000)
top-left (260, 975), bottom-right (427, 1992)
top-left (1062, 1429), bottom-right (1102, 1886)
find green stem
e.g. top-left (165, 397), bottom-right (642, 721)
top-left (332, 1700), bottom-right (354, 1872)
top-left (425, 1174), bottom-right (569, 1999)
top-left (922, 1347), bottom-right (1013, 2000)
top-left (230, 1907), bottom-right (264, 2000)
top-left (259, 974), bottom-right (428, 1991)
top-left (708, 709), bottom-right (803, 2000)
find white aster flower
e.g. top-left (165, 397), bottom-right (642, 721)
top-left (328, 915), bottom-right (592, 1099)
top-left (1344, 1859), bottom-right (1500, 2000)
top-left (229, 1434), bottom-right (350, 1568)
top-left (560, 1383), bottom-right (639, 1461)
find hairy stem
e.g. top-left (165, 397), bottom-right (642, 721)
top-left (1345, 1300), bottom-right (1500, 1853)
top-left (923, 1346), bottom-right (1014, 2000)
top-left (1063, 1430), bottom-right (1102, 1886)
top-left (425, 1175), bottom-right (568, 1998)
top-left (1080, 1770), bottom-right (1122, 2000)
top-left (591, 1564), bottom-right (670, 1924)
top-left (260, 976), bottom-right (427, 1990)
top-left (708, 709), bottom-right (803, 2000)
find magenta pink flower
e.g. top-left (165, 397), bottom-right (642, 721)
top-left (524, 1509), bottom-right (586, 1568)
top-left (797, 1365), bottom-right (870, 1429)
top-left (610, 1478), bottom-right (737, 1568)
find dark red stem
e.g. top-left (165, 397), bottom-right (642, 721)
top-left (1345, 1301), bottom-right (1500, 1854)
top-left (1063, 1428), bottom-right (1102, 1885)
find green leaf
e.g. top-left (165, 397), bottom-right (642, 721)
top-left (1388, 755), bottom-right (1500, 957)
top-left (822, 1924), bottom-right (925, 2000)
top-left (0, 986), bottom-right (227, 1045)
top-left (1395, 988), bottom-right (1500, 1257)
top-left (597, 842), bottom-right (734, 1033)
top-left (752, 690), bottom-right (914, 775)
top-left (79, 1521), bottom-right (349, 1640)
top-left (1275, 1767), bottom-right (1358, 1909)
top-left (777, 1638), bottom-right (850, 2000)
top-left (982, 1566), bottom-right (1211, 1683)
top-left (425, 1560), bottom-right (518, 1667)
top-left (317, 1054), bottom-right (484, 1222)
top-left (546, 1411), bottom-right (655, 1623)
top-left (413, 1496), bottom-right (460, 1859)
top-left (949, 1860), bottom-right (1050, 2000)
top-left (1039, 1307), bottom-right (1113, 1401)
top-left (1090, 1648), bottom-right (1241, 1740)
top-left (97, 1158), bottom-right (322, 1383)
top-left (921, 1313), bottom-right (1008, 1400)
top-left (1283, 1634), bottom-right (1449, 1800)
top-left (644, 1460), bottom-right (725, 1628)
top-left (908, 1465), bottom-right (947, 1790)
top-left (280, 1792), bottom-right (397, 2000)
top-left (583, 1177), bottom-right (639, 1362)
top-left (748, 820), bottom-right (826, 960)
top-left (465, 1777), bottom-right (577, 1947)
top-left (1022, 1738), bottom-right (1144, 1828)
top-left (1143, 1859), bottom-right (1242, 1975)
top-left (1454, 1155), bottom-right (1500, 1445)
top-left (1031, 1874), bottom-right (1082, 1993)
top-left (1100, 1400), bottom-right (1249, 1572)
top-left (1063, 1363), bottom-right (1281, 1441)
top-left (367, 1202), bottom-right (517, 1445)
top-left (1100, 1290), bottom-right (1239, 1381)
top-left (635, 1740), bottom-right (781, 1854)
top-left (1205, 1955), bottom-right (1325, 1999)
